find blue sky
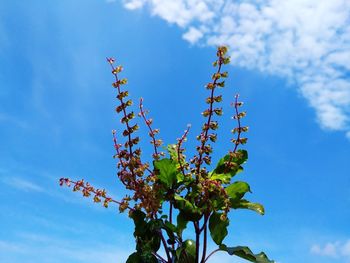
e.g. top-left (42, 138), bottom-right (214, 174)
top-left (0, 0), bottom-right (349, 262)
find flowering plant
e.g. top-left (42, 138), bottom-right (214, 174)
top-left (60, 46), bottom-right (274, 263)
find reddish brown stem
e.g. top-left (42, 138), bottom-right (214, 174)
top-left (112, 131), bottom-right (129, 187)
top-left (226, 94), bottom-right (243, 169)
top-left (200, 214), bottom-right (209, 263)
top-left (108, 60), bottom-right (135, 171)
top-left (139, 97), bottom-right (159, 158)
top-left (177, 125), bottom-right (191, 175)
top-left (61, 179), bottom-right (134, 211)
top-left (232, 94), bottom-right (242, 153)
top-left (160, 230), bottom-right (171, 262)
top-left (153, 252), bottom-right (167, 263)
top-left (195, 57), bottom-right (223, 180)
top-left (169, 202), bottom-right (175, 251)
top-left (194, 221), bottom-right (200, 263)
top-left (204, 249), bottom-right (220, 262)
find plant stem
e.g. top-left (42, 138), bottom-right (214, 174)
top-left (108, 62), bottom-right (135, 169)
top-left (160, 230), bottom-right (171, 262)
top-left (200, 214), bottom-right (209, 263)
top-left (195, 57), bottom-right (223, 182)
top-left (194, 221), bottom-right (200, 263)
top-left (177, 125), bottom-right (191, 176)
top-left (204, 249), bottom-right (220, 262)
top-left (232, 94), bottom-right (242, 153)
top-left (169, 202), bottom-right (175, 251)
top-left (139, 98), bottom-right (159, 156)
top-left (153, 252), bottom-right (167, 263)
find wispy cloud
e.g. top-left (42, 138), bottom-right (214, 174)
top-left (0, 240), bottom-right (22, 252)
top-left (183, 26), bottom-right (204, 44)
top-left (311, 240), bottom-right (350, 261)
top-left (0, 234), bottom-right (132, 263)
top-left (121, 0), bottom-right (350, 137)
top-left (346, 131), bottom-right (350, 140)
top-left (1, 176), bottom-right (44, 192)
top-left (0, 113), bottom-right (29, 129)
top-left (0, 234), bottom-right (262, 263)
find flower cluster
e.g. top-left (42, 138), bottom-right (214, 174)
top-left (138, 97), bottom-right (164, 160)
top-left (108, 58), bottom-right (164, 216)
top-left (191, 46), bottom-right (230, 179)
top-left (226, 94), bottom-right (249, 170)
top-left (176, 124), bottom-right (191, 176)
top-left (59, 178), bottom-right (131, 211)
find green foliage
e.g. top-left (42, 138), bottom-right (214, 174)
top-left (219, 245), bottom-right (274, 263)
top-left (154, 158), bottom-right (179, 188)
top-left (231, 199), bottom-right (265, 215)
top-left (212, 150), bottom-right (248, 178)
top-left (209, 212), bottom-right (229, 245)
top-left (60, 47), bottom-right (275, 263)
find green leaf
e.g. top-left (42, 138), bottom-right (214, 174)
top-left (177, 239), bottom-right (196, 263)
top-left (162, 220), bottom-right (176, 244)
top-left (130, 212), bottom-right (162, 256)
top-left (183, 239), bottom-right (196, 257)
top-left (231, 199), bottom-right (265, 215)
top-left (176, 211), bottom-right (189, 237)
top-left (209, 212), bottom-right (229, 245)
top-left (219, 245), bottom-right (275, 263)
top-left (209, 173), bottom-right (232, 184)
top-left (167, 144), bottom-right (178, 160)
top-left (130, 210), bottom-right (147, 237)
top-left (176, 247), bottom-right (185, 261)
top-left (126, 252), bottom-right (143, 263)
top-left (145, 220), bottom-right (162, 252)
top-left (211, 150), bottom-right (248, 181)
top-left (140, 251), bottom-right (158, 263)
top-left (174, 195), bottom-right (202, 221)
top-left (225, 181), bottom-right (251, 201)
top-left (166, 144), bottom-right (187, 184)
top-left (154, 158), bottom-right (178, 187)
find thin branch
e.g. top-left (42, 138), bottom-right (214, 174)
top-left (176, 124), bottom-right (191, 175)
top-left (200, 214), bottom-right (209, 263)
top-left (194, 221), bottom-right (200, 263)
top-left (160, 230), bottom-right (172, 262)
top-left (169, 202), bottom-right (175, 251)
top-left (139, 97), bottom-right (162, 159)
top-left (204, 249), bottom-right (220, 262)
top-left (112, 130), bottom-right (129, 187)
top-left (232, 94), bottom-right (242, 153)
top-left (152, 252), bottom-right (167, 263)
top-left (195, 55), bottom-right (224, 181)
top-left (199, 212), bottom-right (210, 232)
top-left (226, 94), bottom-right (247, 171)
top-left (108, 60), bottom-right (135, 162)
top-left (59, 178), bottom-right (134, 211)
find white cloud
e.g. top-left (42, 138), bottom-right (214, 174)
top-left (342, 241), bottom-right (350, 256)
top-left (1, 176), bottom-right (44, 192)
top-left (122, 0), bottom-right (350, 137)
top-left (122, 0), bottom-right (145, 9)
top-left (346, 131), bottom-right (350, 140)
top-left (311, 240), bottom-right (350, 260)
top-left (311, 243), bottom-right (338, 257)
top-left (183, 27), bottom-right (204, 44)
